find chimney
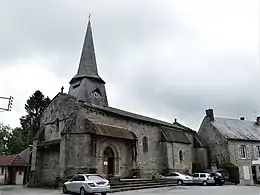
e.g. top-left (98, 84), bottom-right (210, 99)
top-left (240, 117), bottom-right (245, 120)
top-left (206, 109), bottom-right (214, 121)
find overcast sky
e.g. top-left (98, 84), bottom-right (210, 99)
top-left (0, 0), bottom-right (259, 130)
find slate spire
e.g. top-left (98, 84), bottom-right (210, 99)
top-left (70, 17), bottom-right (104, 84)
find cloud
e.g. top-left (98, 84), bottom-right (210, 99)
top-left (0, 0), bottom-right (259, 130)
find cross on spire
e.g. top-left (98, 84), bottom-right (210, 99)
top-left (88, 13), bottom-right (91, 20)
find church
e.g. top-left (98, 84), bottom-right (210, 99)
top-left (29, 18), bottom-right (208, 187)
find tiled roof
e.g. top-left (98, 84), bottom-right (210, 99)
top-left (0, 155), bottom-right (30, 167)
top-left (212, 117), bottom-right (260, 141)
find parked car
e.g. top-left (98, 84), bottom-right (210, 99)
top-left (210, 172), bottom-right (225, 186)
top-left (62, 174), bottom-right (110, 195)
top-left (192, 173), bottom-right (215, 186)
top-left (163, 172), bottom-right (193, 185)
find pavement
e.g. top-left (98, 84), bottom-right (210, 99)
top-left (0, 185), bottom-right (259, 195)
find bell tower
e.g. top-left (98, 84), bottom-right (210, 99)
top-left (68, 17), bottom-right (108, 107)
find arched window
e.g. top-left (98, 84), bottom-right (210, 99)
top-left (179, 150), bottom-right (183, 161)
top-left (143, 136), bottom-right (148, 153)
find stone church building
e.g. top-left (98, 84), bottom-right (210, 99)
top-left (29, 19), bottom-right (207, 186)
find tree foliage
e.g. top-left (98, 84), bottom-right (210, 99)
top-left (20, 90), bottom-right (50, 145)
top-left (0, 123), bottom-right (11, 155)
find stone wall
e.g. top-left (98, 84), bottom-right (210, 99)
top-left (172, 142), bottom-right (192, 173)
top-left (36, 145), bottom-right (60, 186)
top-left (40, 94), bottom-right (81, 141)
top-left (64, 134), bottom-right (93, 177)
top-left (198, 117), bottom-right (230, 164)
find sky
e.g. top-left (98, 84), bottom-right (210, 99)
top-left (0, 0), bottom-right (259, 130)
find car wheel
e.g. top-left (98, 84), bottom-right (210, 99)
top-left (62, 185), bottom-right (68, 194)
top-left (101, 193), bottom-right (107, 195)
top-left (80, 187), bottom-right (86, 195)
top-left (202, 181), bottom-right (207, 186)
top-left (177, 179), bottom-right (183, 185)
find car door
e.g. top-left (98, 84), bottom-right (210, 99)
top-left (199, 173), bottom-right (207, 183)
top-left (67, 175), bottom-right (78, 193)
top-left (75, 175), bottom-right (86, 193)
top-left (192, 173), bottom-right (200, 184)
top-left (165, 172), bottom-right (179, 182)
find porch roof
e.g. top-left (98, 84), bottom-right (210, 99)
top-left (0, 155), bottom-right (30, 167)
top-left (90, 122), bottom-right (136, 140)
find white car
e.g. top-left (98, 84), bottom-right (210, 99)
top-left (62, 174), bottom-right (110, 195)
top-left (163, 172), bottom-right (193, 185)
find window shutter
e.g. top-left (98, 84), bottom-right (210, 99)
top-left (237, 145), bottom-right (241, 159)
top-left (246, 145), bottom-right (251, 159)
top-left (253, 146), bottom-right (257, 159)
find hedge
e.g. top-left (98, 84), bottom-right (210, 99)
top-left (219, 162), bottom-right (240, 184)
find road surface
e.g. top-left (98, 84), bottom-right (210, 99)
top-left (0, 185), bottom-right (259, 195)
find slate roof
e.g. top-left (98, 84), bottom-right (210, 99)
top-left (161, 126), bottom-right (191, 144)
top-left (90, 122), bottom-right (136, 140)
top-left (84, 103), bottom-right (194, 133)
top-left (212, 117), bottom-right (260, 141)
top-left (0, 155), bottom-right (30, 167)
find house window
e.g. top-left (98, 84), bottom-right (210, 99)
top-left (240, 145), bottom-right (246, 159)
top-left (1, 168), bottom-right (4, 175)
top-left (143, 136), bottom-right (148, 153)
top-left (18, 169), bottom-right (22, 175)
top-left (179, 150), bottom-right (183, 161)
top-left (256, 146), bottom-right (260, 158)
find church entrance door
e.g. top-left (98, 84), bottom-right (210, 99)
top-left (103, 147), bottom-right (115, 176)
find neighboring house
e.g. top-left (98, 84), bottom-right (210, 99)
top-left (198, 109), bottom-right (260, 185)
top-left (28, 18), bottom-right (208, 187)
top-left (0, 155), bottom-right (30, 185)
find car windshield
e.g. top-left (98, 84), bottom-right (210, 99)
top-left (86, 175), bottom-right (104, 181)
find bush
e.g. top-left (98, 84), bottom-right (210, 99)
top-left (192, 162), bottom-right (202, 173)
top-left (219, 162), bottom-right (240, 184)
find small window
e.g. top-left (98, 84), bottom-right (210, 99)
top-left (56, 118), bottom-right (59, 132)
top-left (1, 168), bottom-right (4, 175)
top-left (18, 169), bottom-right (22, 175)
top-left (179, 150), bottom-right (183, 161)
top-left (200, 174), bottom-right (206, 178)
top-left (142, 136), bottom-right (148, 153)
top-left (240, 145), bottom-right (246, 158)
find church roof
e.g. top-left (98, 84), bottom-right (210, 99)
top-left (161, 126), bottom-right (191, 144)
top-left (70, 19), bottom-right (105, 84)
top-left (84, 102), bottom-right (195, 133)
top-left (211, 117), bottom-right (260, 141)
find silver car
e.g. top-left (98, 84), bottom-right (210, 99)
top-left (163, 172), bottom-right (193, 185)
top-left (192, 173), bottom-right (215, 186)
top-left (62, 174), bottom-right (110, 195)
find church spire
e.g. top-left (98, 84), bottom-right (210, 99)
top-left (68, 16), bottom-right (108, 107)
top-left (70, 16), bottom-right (104, 84)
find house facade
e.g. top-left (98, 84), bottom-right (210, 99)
top-left (198, 109), bottom-right (260, 185)
top-left (28, 18), bottom-right (208, 187)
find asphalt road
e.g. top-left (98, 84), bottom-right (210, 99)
top-left (0, 185), bottom-right (259, 195)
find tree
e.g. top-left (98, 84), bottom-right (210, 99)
top-left (20, 90), bottom-right (51, 145)
top-left (0, 123), bottom-right (11, 155)
top-left (7, 127), bottom-right (28, 154)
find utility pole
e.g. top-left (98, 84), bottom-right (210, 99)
top-left (0, 96), bottom-right (13, 111)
